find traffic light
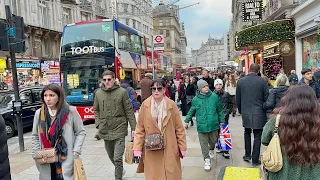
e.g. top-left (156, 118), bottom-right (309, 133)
top-left (13, 16), bottom-right (25, 53)
top-left (0, 21), bottom-right (9, 51)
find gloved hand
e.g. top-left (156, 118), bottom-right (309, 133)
top-left (134, 150), bottom-right (142, 157)
top-left (181, 151), bottom-right (187, 157)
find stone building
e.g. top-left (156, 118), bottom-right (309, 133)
top-left (191, 36), bottom-right (225, 68)
top-left (153, 3), bottom-right (182, 65)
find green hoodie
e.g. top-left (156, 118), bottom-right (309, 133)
top-left (94, 84), bottom-right (136, 140)
top-left (185, 91), bottom-right (225, 133)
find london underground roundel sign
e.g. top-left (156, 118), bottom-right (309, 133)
top-left (154, 35), bottom-right (164, 44)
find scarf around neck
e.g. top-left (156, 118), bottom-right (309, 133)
top-left (151, 96), bottom-right (167, 130)
top-left (39, 103), bottom-right (69, 180)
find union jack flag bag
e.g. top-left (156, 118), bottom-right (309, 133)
top-left (217, 124), bottom-right (232, 151)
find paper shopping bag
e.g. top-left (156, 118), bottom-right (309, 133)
top-left (74, 157), bottom-right (87, 180)
top-left (217, 123), bottom-right (232, 151)
top-left (125, 141), bottom-right (134, 164)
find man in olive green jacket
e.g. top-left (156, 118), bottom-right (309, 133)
top-left (94, 70), bottom-right (136, 180)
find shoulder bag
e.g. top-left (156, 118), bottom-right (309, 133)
top-left (261, 115), bottom-right (283, 172)
top-left (35, 140), bottom-right (58, 164)
top-left (145, 127), bottom-right (166, 151)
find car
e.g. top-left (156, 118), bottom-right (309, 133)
top-left (0, 86), bottom-right (44, 138)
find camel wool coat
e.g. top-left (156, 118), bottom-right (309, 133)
top-left (133, 97), bottom-right (187, 180)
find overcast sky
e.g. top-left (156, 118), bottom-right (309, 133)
top-left (176, 0), bottom-right (232, 53)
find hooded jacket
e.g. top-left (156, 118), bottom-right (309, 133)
top-left (263, 86), bottom-right (289, 110)
top-left (93, 84), bottom-right (136, 140)
top-left (185, 91), bottom-right (225, 133)
top-left (214, 90), bottom-right (233, 115)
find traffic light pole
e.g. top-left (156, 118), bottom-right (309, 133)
top-left (6, 5), bottom-right (24, 152)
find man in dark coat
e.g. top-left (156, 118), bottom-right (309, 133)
top-left (202, 69), bottom-right (215, 92)
top-left (236, 63), bottom-right (269, 166)
top-left (0, 114), bottom-right (11, 180)
top-left (299, 68), bottom-right (320, 102)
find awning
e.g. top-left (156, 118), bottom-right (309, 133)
top-left (119, 51), bottom-right (137, 69)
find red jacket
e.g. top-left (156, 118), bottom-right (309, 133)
top-left (165, 86), bottom-right (170, 98)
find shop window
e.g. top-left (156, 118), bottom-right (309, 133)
top-left (302, 34), bottom-right (320, 70)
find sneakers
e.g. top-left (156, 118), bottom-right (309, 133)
top-left (222, 151), bottom-right (230, 159)
top-left (209, 150), bottom-right (215, 159)
top-left (204, 159), bottom-right (211, 172)
top-left (243, 155), bottom-right (251, 162)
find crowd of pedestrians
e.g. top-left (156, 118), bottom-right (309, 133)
top-left (1, 64), bottom-right (319, 180)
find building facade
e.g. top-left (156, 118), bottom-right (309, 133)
top-left (153, 4), bottom-right (181, 65)
top-left (291, 0), bottom-right (320, 78)
top-left (0, 0), bottom-right (109, 87)
top-left (115, 0), bottom-right (153, 48)
top-left (179, 22), bottom-right (187, 64)
top-left (191, 36), bottom-right (225, 68)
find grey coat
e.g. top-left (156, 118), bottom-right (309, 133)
top-left (236, 73), bottom-right (269, 129)
top-left (31, 106), bottom-right (86, 180)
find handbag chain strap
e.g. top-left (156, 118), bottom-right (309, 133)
top-left (161, 127), bottom-right (167, 137)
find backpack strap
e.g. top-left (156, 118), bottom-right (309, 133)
top-left (274, 114), bottom-right (280, 134)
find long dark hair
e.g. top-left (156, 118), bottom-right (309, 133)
top-left (41, 84), bottom-right (66, 112)
top-left (278, 85), bottom-right (320, 167)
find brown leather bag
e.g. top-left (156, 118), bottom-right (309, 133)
top-left (35, 141), bottom-right (58, 164)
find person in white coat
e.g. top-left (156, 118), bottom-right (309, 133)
top-left (31, 84), bottom-right (86, 180)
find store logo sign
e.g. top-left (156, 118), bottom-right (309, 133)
top-left (71, 46), bottom-right (106, 55)
top-left (16, 63), bottom-right (40, 68)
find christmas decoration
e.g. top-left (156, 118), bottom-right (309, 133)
top-left (235, 20), bottom-right (295, 50)
top-left (263, 56), bottom-right (283, 80)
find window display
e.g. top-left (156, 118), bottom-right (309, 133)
top-left (303, 34), bottom-right (320, 70)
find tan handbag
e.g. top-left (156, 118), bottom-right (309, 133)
top-left (35, 141), bottom-right (58, 164)
top-left (262, 115), bottom-right (283, 172)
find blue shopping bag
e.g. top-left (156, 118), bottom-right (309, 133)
top-left (217, 124), bottom-right (232, 151)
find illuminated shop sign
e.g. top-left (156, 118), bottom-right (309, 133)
top-left (16, 62), bottom-right (40, 68)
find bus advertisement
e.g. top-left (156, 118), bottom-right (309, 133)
top-left (59, 19), bottom-right (148, 121)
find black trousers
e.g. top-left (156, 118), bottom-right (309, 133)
top-left (181, 99), bottom-right (191, 116)
top-left (244, 128), bottom-right (263, 164)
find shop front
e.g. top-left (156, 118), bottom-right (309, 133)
top-left (292, 1), bottom-right (320, 78)
top-left (235, 19), bottom-right (295, 79)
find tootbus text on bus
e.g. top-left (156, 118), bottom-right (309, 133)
top-left (59, 19), bottom-right (148, 121)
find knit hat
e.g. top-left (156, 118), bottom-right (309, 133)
top-left (214, 79), bottom-right (224, 87)
top-left (145, 73), bottom-right (153, 78)
top-left (197, 79), bottom-right (209, 90)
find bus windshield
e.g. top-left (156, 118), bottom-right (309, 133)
top-left (60, 21), bottom-right (115, 106)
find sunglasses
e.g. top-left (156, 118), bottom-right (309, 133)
top-left (151, 87), bottom-right (163, 92)
top-left (103, 78), bottom-right (113, 82)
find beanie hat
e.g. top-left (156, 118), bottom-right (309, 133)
top-left (197, 79), bottom-right (209, 90)
top-left (214, 79), bottom-right (224, 87)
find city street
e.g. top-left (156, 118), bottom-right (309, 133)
top-left (8, 114), bottom-right (262, 180)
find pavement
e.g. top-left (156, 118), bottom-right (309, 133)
top-left (8, 114), bottom-right (264, 180)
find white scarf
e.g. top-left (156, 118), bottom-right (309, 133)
top-left (151, 96), bottom-right (167, 130)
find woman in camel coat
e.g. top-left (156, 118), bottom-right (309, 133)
top-left (133, 79), bottom-right (187, 180)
